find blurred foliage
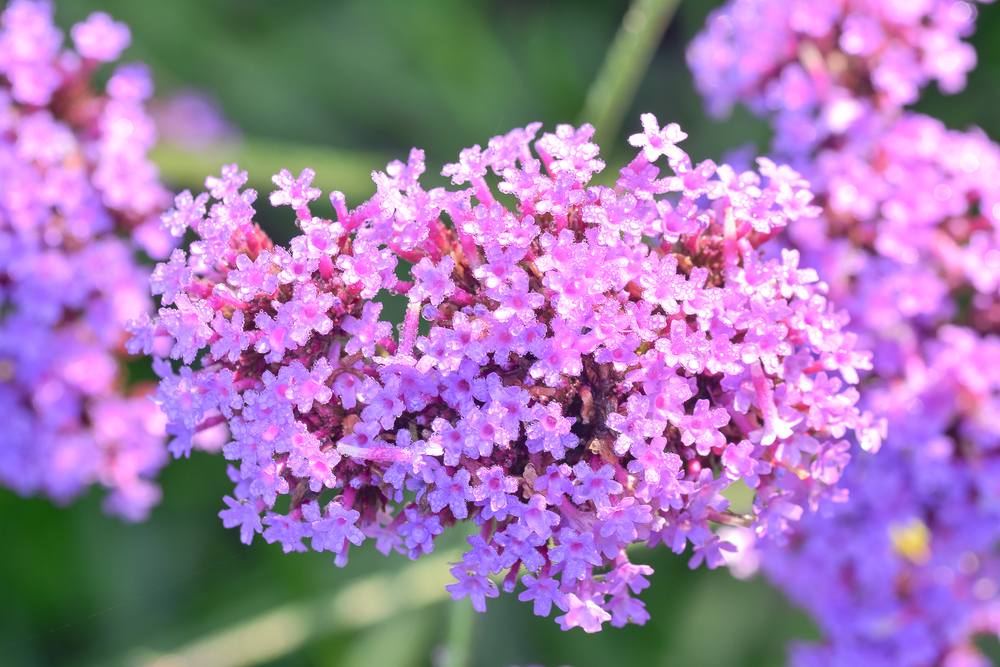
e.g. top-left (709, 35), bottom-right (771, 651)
top-left (1, 0), bottom-right (999, 666)
top-left (0, 455), bottom-right (814, 667)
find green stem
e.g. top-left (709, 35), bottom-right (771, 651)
top-left (441, 597), bottom-right (476, 667)
top-left (579, 0), bottom-right (682, 150)
top-left (150, 137), bottom-right (386, 204)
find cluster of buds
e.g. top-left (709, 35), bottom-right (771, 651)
top-left (131, 113), bottom-right (880, 631)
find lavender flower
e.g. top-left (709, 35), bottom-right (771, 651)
top-left (135, 113), bottom-right (878, 630)
top-left (688, 0), bottom-right (985, 157)
top-left (691, 0), bottom-right (1000, 663)
top-left (0, 1), bottom-right (176, 521)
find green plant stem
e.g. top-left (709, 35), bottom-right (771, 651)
top-left (441, 596), bottom-right (476, 667)
top-left (151, 137), bottom-right (387, 204)
top-left (579, 0), bottom-right (682, 150)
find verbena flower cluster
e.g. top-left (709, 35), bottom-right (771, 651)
top-left (690, 1), bottom-right (1000, 664)
top-left (0, 0), bottom-right (175, 521)
top-left (688, 0), bottom-right (987, 157)
top-left (131, 113), bottom-right (882, 632)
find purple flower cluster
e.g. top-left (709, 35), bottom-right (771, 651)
top-left (134, 113), bottom-right (879, 631)
top-left (0, 1), bottom-right (175, 521)
top-left (688, 0), bottom-right (986, 157)
top-left (690, 1), bottom-right (1000, 664)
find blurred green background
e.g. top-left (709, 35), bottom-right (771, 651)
top-left (2, 1), bottom-right (999, 666)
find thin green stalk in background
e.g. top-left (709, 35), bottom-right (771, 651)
top-left (579, 0), bottom-right (681, 150)
top-left (440, 596), bottom-right (476, 667)
top-left (151, 138), bottom-right (386, 204)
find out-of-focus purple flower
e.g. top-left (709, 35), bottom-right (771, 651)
top-left (150, 89), bottom-right (241, 151)
top-left (688, 0), bottom-right (984, 155)
top-left (70, 12), bottom-right (130, 62)
top-left (0, 1), bottom-right (175, 522)
top-left (690, 0), bottom-right (1000, 663)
